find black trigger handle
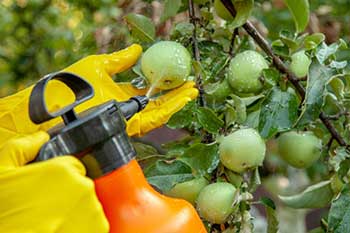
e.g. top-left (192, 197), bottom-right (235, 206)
top-left (29, 72), bottom-right (94, 124)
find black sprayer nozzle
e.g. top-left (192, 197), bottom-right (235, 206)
top-left (118, 95), bottom-right (149, 120)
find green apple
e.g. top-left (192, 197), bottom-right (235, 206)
top-left (227, 50), bottom-right (268, 94)
top-left (219, 128), bottom-right (266, 173)
top-left (277, 131), bottom-right (322, 168)
top-left (165, 177), bottom-right (209, 205)
top-left (141, 41), bottom-right (192, 90)
top-left (196, 182), bottom-right (236, 224)
top-left (290, 50), bottom-right (311, 78)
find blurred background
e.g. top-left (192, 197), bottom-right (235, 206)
top-left (1, 1), bottom-right (350, 232)
top-left (1, 0), bottom-right (350, 97)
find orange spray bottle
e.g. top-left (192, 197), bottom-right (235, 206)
top-left (29, 72), bottom-right (206, 233)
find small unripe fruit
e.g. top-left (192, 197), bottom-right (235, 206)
top-left (278, 131), bottom-right (322, 168)
top-left (219, 128), bottom-right (266, 173)
top-left (165, 177), bottom-right (209, 205)
top-left (227, 50), bottom-right (268, 94)
top-left (290, 50), bottom-right (311, 78)
top-left (141, 41), bottom-right (191, 90)
top-left (196, 182), bottom-right (236, 224)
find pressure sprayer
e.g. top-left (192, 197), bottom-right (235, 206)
top-left (29, 72), bottom-right (206, 233)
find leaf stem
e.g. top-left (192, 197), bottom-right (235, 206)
top-left (220, 0), bottom-right (347, 147)
top-left (188, 0), bottom-right (206, 107)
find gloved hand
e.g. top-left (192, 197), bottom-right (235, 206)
top-left (0, 44), bottom-right (198, 146)
top-left (0, 131), bottom-right (109, 233)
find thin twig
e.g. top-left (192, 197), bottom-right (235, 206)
top-left (188, 0), bottom-right (206, 107)
top-left (324, 111), bottom-right (347, 120)
top-left (220, 0), bottom-right (347, 146)
top-left (326, 137), bottom-right (334, 151)
top-left (229, 28), bottom-right (239, 57)
top-left (189, 0), bottom-right (214, 143)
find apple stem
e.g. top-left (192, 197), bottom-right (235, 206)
top-left (220, 0), bottom-right (347, 147)
top-left (188, 0), bottom-right (206, 108)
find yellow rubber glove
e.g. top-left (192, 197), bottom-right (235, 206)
top-left (0, 44), bottom-right (198, 146)
top-left (0, 131), bottom-right (109, 233)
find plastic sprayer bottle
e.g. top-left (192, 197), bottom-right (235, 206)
top-left (29, 72), bottom-right (207, 233)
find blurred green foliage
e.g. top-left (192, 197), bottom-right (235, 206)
top-left (1, 0), bottom-right (350, 96)
top-left (0, 0), bottom-right (132, 96)
top-left (255, 0), bottom-right (350, 40)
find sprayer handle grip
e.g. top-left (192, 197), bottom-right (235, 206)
top-left (29, 72), bottom-right (94, 124)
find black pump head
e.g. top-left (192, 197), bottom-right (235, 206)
top-left (29, 72), bottom-right (149, 178)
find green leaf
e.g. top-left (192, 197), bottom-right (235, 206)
top-left (124, 13), bottom-right (155, 43)
top-left (170, 22), bottom-right (194, 39)
top-left (245, 110), bottom-right (260, 129)
top-left (241, 94), bottom-right (265, 107)
top-left (195, 107), bottom-right (224, 134)
top-left (298, 60), bottom-right (334, 125)
top-left (329, 147), bottom-right (350, 172)
top-left (308, 227), bottom-right (325, 233)
top-left (179, 143), bottom-right (219, 176)
top-left (162, 136), bottom-right (201, 158)
top-left (130, 62), bottom-right (148, 89)
top-left (210, 56), bottom-right (230, 79)
top-left (258, 87), bottom-right (298, 139)
top-left (192, 60), bottom-right (208, 82)
top-left (160, 0), bottom-right (182, 23)
top-left (167, 101), bottom-right (196, 129)
top-left (260, 197), bottom-right (279, 233)
top-left (205, 79), bottom-right (232, 102)
top-left (282, 0), bottom-right (310, 33)
top-left (304, 33), bottom-right (325, 50)
top-left (338, 38), bottom-right (348, 49)
top-left (328, 187), bottom-right (350, 233)
top-left (249, 167), bottom-right (261, 192)
top-left (225, 105), bottom-right (238, 127)
top-left (134, 142), bottom-right (159, 157)
top-left (279, 30), bottom-right (298, 51)
top-left (230, 0), bottom-right (254, 29)
top-left (279, 180), bottom-right (333, 209)
top-left (226, 95), bottom-right (247, 125)
top-left (131, 62), bottom-right (146, 79)
top-left (330, 60), bottom-right (348, 69)
top-left (328, 77), bottom-right (345, 99)
top-left (322, 93), bottom-right (342, 116)
top-left (271, 42), bottom-right (290, 58)
top-left (316, 42), bottom-right (339, 64)
top-left (263, 68), bottom-right (281, 88)
top-left (145, 160), bottom-right (194, 192)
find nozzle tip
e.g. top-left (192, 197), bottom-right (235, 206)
top-left (131, 96), bottom-right (149, 111)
